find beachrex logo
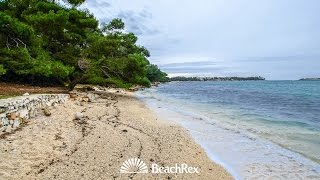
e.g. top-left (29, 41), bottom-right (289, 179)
top-left (151, 163), bottom-right (200, 174)
top-left (120, 158), bottom-right (148, 173)
top-left (120, 158), bottom-right (199, 174)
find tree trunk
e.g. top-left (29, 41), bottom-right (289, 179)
top-left (68, 76), bottom-right (86, 91)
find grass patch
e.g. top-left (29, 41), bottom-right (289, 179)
top-left (0, 94), bottom-right (17, 99)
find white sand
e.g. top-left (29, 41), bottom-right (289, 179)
top-left (0, 90), bottom-right (232, 180)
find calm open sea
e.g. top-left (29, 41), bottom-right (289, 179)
top-left (137, 81), bottom-right (320, 179)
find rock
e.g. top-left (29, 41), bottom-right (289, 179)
top-left (13, 119), bottom-right (20, 128)
top-left (83, 86), bottom-right (95, 91)
top-left (92, 86), bottom-right (102, 91)
top-left (0, 107), bottom-right (6, 114)
top-left (82, 97), bottom-right (89, 102)
top-left (19, 109), bottom-right (29, 119)
top-left (87, 93), bottom-right (96, 102)
top-left (69, 91), bottom-right (78, 99)
top-left (74, 112), bottom-right (84, 120)
top-left (44, 107), bottom-right (51, 116)
top-left (28, 109), bottom-right (36, 118)
top-left (0, 126), bottom-right (6, 132)
top-left (128, 85), bottom-right (141, 91)
top-left (8, 113), bottom-right (17, 120)
top-left (5, 126), bottom-right (12, 133)
top-left (1, 117), bottom-right (9, 126)
top-left (21, 117), bottom-right (30, 124)
top-left (23, 93), bottom-right (30, 96)
top-left (0, 111), bottom-right (6, 117)
top-left (79, 102), bottom-right (84, 106)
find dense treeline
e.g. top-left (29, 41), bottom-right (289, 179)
top-left (146, 64), bottom-right (169, 82)
top-left (170, 76), bottom-right (266, 81)
top-left (0, 0), bottom-right (168, 89)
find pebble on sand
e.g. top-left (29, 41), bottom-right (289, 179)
top-left (44, 107), bottom-right (51, 116)
top-left (74, 112), bottom-right (84, 120)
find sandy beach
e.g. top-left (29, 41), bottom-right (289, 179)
top-left (0, 90), bottom-right (232, 180)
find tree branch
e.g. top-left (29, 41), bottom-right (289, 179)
top-left (6, 36), bottom-right (10, 50)
top-left (7, 35), bottom-right (27, 48)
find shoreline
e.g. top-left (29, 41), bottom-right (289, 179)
top-left (0, 90), bottom-right (232, 179)
top-left (136, 85), bottom-right (320, 179)
top-left (136, 91), bottom-right (240, 179)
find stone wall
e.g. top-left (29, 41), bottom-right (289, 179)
top-left (0, 94), bottom-right (69, 135)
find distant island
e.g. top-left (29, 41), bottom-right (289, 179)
top-left (170, 76), bottom-right (265, 81)
top-left (299, 78), bottom-right (320, 81)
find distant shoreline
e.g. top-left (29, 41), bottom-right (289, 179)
top-left (299, 78), bottom-right (320, 81)
top-left (169, 76), bottom-right (265, 81)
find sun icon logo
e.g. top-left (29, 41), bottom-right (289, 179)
top-left (120, 158), bottom-right (148, 173)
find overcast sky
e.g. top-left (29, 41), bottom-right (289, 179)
top-left (82, 0), bottom-right (320, 80)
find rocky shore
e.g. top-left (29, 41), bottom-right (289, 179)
top-left (0, 89), bottom-right (231, 180)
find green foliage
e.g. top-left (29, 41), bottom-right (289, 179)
top-left (0, 0), bottom-right (167, 89)
top-left (65, 0), bottom-right (86, 7)
top-left (85, 76), bottom-right (107, 85)
top-left (29, 60), bottom-right (74, 79)
top-left (147, 64), bottom-right (169, 82)
top-left (0, 48), bottom-right (32, 75)
top-left (0, 12), bottom-right (35, 47)
top-left (105, 77), bottom-right (132, 88)
top-left (0, 64), bottom-right (6, 76)
top-left (101, 18), bottom-right (125, 33)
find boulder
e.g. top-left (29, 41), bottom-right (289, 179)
top-left (23, 93), bottom-right (30, 96)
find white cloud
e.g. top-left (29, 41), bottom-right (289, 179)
top-left (82, 0), bottom-right (320, 79)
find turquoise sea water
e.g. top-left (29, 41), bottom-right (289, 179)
top-left (137, 81), bottom-right (320, 179)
